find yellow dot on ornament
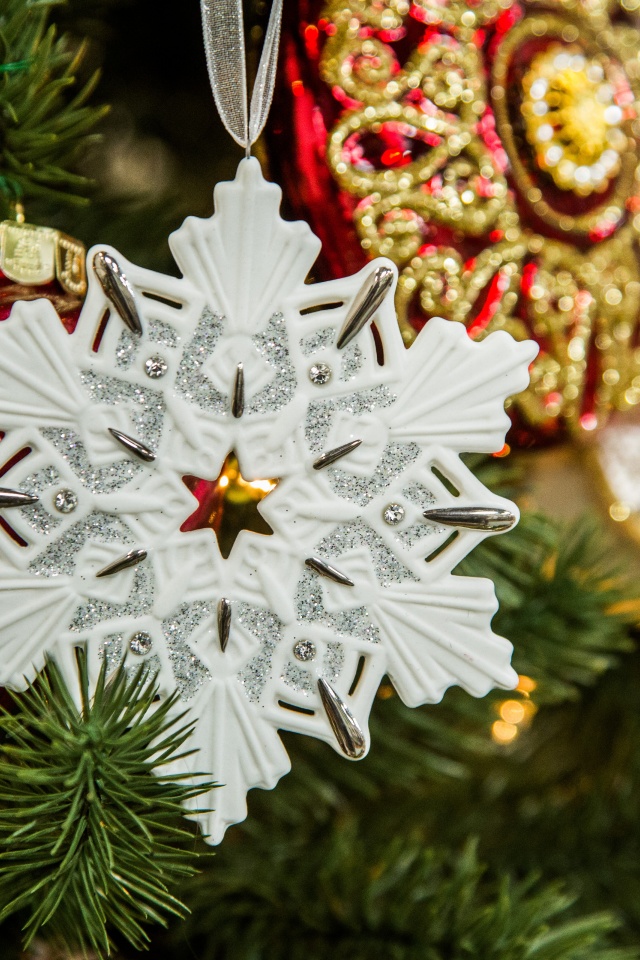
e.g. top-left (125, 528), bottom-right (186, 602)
top-left (500, 700), bottom-right (526, 724)
top-left (610, 501), bottom-right (631, 522)
top-left (568, 337), bottom-right (585, 361)
top-left (605, 288), bottom-right (623, 305)
top-left (492, 720), bottom-right (518, 744)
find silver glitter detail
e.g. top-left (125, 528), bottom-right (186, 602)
top-left (79, 370), bottom-right (165, 449)
top-left (129, 631), bottom-right (153, 655)
top-left (282, 661), bottom-right (313, 694)
top-left (175, 307), bottom-right (226, 412)
top-left (247, 312), bottom-right (297, 415)
top-left (404, 482), bottom-right (437, 510)
top-left (300, 327), bottom-right (334, 355)
top-left (305, 386), bottom-right (395, 453)
top-left (162, 601), bottom-right (213, 701)
top-left (397, 482), bottom-right (444, 548)
top-left (328, 442), bottom-right (420, 506)
top-left (296, 564), bottom-right (383, 644)
top-left (383, 503), bottom-right (405, 525)
top-left (340, 344), bottom-right (363, 381)
top-left (44, 372), bottom-right (165, 494)
top-left (398, 522), bottom-right (442, 548)
top-left (98, 633), bottom-right (161, 681)
top-left (99, 634), bottom-right (123, 671)
top-left (69, 564), bottom-right (153, 632)
top-left (116, 319), bottom-right (179, 370)
top-left (145, 356), bottom-right (168, 379)
top-left (236, 603), bottom-right (284, 703)
top-left (317, 518), bottom-right (417, 586)
top-left (29, 512), bottom-right (132, 578)
top-left (18, 467), bottom-right (63, 535)
top-left (42, 428), bottom-right (141, 494)
top-left (54, 489), bottom-right (78, 514)
top-left (309, 363), bottom-right (332, 386)
top-left (293, 639), bottom-right (316, 662)
top-left (322, 641), bottom-right (344, 683)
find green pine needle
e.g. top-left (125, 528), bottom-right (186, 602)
top-left (177, 828), bottom-right (637, 960)
top-left (0, 651), bottom-right (213, 958)
top-left (0, 0), bottom-right (109, 213)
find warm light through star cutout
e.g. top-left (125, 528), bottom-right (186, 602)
top-left (181, 452), bottom-right (278, 558)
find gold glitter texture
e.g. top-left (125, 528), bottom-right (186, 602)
top-left (317, 0), bottom-right (640, 439)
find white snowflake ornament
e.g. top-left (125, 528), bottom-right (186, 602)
top-left (0, 159), bottom-right (537, 842)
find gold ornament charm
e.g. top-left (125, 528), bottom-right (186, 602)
top-left (0, 218), bottom-right (86, 296)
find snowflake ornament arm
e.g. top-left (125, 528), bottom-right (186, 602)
top-left (0, 158), bottom-right (537, 843)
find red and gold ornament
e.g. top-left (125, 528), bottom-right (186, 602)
top-left (270, 0), bottom-right (640, 443)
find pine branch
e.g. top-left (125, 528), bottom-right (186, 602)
top-left (174, 828), bottom-right (637, 960)
top-left (0, 0), bottom-right (108, 216)
top-left (0, 652), bottom-right (213, 958)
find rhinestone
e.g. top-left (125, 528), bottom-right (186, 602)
top-left (145, 356), bottom-right (168, 379)
top-left (293, 640), bottom-right (317, 662)
top-left (54, 489), bottom-right (78, 514)
top-left (309, 363), bottom-right (332, 385)
top-left (129, 631), bottom-right (153, 656)
top-left (383, 503), bottom-right (405, 525)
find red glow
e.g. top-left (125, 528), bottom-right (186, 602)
top-left (521, 262), bottom-right (537, 298)
top-left (304, 23), bottom-right (319, 58)
top-left (580, 412), bottom-right (598, 431)
top-left (492, 443), bottom-right (511, 458)
top-left (467, 270), bottom-right (507, 337)
top-left (380, 148), bottom-right (411, 167)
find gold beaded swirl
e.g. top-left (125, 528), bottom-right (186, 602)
top-left (319, 0), bottom-right (640, 438)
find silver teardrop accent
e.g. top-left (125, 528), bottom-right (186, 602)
top-left (0, 488), bottom-right (39, 508)
top-left (422, 506), bottom-right (516, 532)
top-left (108, 428), bottom-right (156, 463)
top-left (96, 548), bottom-right (148, 579)
top-left (336, 264), bottom-right (394, 349)
top-left (218, 598), bottom-right (231, 653)
top-left (93, 251), bottom-right (143, 336)
top-left (317, 677), bottom-right (366, 759)
top-left (305, 556), bottom-right (354, 586)
top-left (232, 363), bottom-right (245, 418)
top-left (313, 439), bottom-right (362, 471)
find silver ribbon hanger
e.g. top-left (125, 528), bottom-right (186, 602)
top-left (200, 0), bottom-right (284, 156)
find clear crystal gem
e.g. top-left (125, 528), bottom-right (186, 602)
top-left (54, 489), bottom-right (78, 514)
top-left (145, 356), bottom-right (168, 379)
top-left (383, 503), bottom-right (405, 525)
top-left (293, 639), bottom-right (317, 662)
top-left (129, 631), bottom-right (153, 656)
top-left (308, 363), bottom-right (332, 385)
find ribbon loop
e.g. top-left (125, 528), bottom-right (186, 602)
top-left (200, 0), bottom-right (283, 152)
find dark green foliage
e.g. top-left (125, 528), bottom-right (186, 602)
top-left (0, 0), bottom-right (108, 215)
top-left (177, 827), bottom-right (637, 960)
top-left (0, 653), bottom-right (212, 958)
top-left (464, 511), bottom-right (636, 703)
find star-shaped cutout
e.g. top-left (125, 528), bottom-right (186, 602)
top-left (181, 452), bottom-right (278, 558)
